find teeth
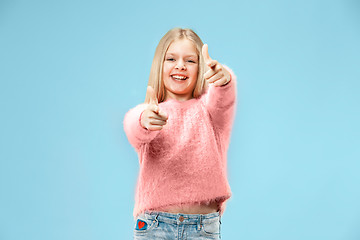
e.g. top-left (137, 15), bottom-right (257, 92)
top-left (172, 75), bottom-right (187, 80)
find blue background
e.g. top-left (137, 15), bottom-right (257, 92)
top-left (1, 0), bottom-right (359, 239)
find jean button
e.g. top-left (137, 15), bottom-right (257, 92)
top-left (179, 216), bottom-right (184, 222)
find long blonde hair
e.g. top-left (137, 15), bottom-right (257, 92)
top-left (144, 28), bottom-right (207, 103)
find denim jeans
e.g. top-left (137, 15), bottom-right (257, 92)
top-left (134, 210), bottom-right (222, 239)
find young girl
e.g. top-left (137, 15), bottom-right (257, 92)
top-left (124, 27), bottom-right (237, 239)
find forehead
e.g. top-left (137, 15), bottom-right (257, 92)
top-left (166, 39), bottom-right (198, 57)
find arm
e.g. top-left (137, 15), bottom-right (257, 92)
top-left (201, 65), bottom-right (237, 132)
top-left (200, 44), bottom-right (237, 134)
top-left (123, 103), bottom-right (161, 150)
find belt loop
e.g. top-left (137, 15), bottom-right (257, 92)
top-left (197, 214), bottom-right (202, 231)
top-left (153, 213), bottom-right (159, 227)
top-left (219, 214), bottom-right (222, 224)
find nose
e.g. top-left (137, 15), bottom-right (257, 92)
top-left (175, 60), bottom-right (186, 70)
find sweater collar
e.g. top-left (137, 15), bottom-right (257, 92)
top-left (161, 97), bottom-right (198, 106)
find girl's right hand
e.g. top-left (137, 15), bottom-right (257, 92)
top-left (140, 86), bottom-right (168, 131)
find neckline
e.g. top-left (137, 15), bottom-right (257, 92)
top-left (161, 97), bottom-right (198, 106)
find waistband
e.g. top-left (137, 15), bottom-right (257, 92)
top-left (141, 210), bottom-right (221, 225)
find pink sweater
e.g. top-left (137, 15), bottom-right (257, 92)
top-left (124, 65), bottom-right (237, 220)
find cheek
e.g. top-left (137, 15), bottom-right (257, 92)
top-left (190, 66), bottom-right (199, 78)
top-left (162, 65), bottom-right (172, 83)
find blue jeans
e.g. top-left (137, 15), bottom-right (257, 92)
top-left (133, 210), bottom-right (222, 239)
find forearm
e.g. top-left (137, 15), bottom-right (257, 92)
top-left (204, 65), bottom-right (237, 112)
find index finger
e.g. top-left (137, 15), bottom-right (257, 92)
top-left (157, 109), bottom-right (168, 120)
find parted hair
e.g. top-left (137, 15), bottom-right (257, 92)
top-left (144, 28), bottom-right (208, 103)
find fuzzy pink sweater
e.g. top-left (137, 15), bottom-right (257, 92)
top-left (124, 65), bottom-right (237, 220)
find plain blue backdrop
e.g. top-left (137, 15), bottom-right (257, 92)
top-left (1, 0), bottom-right (359, 239)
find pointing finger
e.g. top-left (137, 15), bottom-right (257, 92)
top-left (148, 104), bottom-right (160, 115)
top-left (158, 109), bottom-right (168, 120)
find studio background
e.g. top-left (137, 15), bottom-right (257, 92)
top-left (0, 0), bottom-right (359, 239)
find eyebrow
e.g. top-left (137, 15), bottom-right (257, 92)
top-left (166, 53), bottom-right (198, 58)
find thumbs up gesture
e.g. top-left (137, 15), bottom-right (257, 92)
top-left (202, 44), bottom-right (231, 87)
top-left (140, 86), bottom-right (168, 131)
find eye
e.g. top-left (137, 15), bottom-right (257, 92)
top-left (166, 58), bottom-right (175, 61)
top-left (187, 60), bottom-right (196, 63)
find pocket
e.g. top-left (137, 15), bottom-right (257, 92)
top-left (134, 215), bottom-right (156, 234)
top-left (201, 219), bottom-right (221, 236)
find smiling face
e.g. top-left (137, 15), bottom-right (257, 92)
top-left (162, 38), bottom-right (199, 102)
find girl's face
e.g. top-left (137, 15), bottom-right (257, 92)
top-left (162, 39), bottom-right (199, 102)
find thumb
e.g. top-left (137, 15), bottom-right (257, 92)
top-left (202, 44), bottom-right (216, 68)
top-left (202, 44), bottom-right (211, 64)
top-left (147, 86), bottom-right (158, 105)
top-left (146, 85), bottom-right (159, 110)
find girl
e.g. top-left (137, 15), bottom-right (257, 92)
top-left (124, 27), bottom-right (237, 239)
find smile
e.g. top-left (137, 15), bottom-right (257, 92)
top-left (171, 75), bottom-right (188, 81)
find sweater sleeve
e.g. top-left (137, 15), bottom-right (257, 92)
top-left (123, 103), bottom-right (161, 150)
top-left (200, 65), bottom-right (237, 136)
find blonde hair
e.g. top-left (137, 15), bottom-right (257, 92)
top-left (144, 28), bottom-right (207, 103)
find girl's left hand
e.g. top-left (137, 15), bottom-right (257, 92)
top-left (202, 44), bottom-right (231, 87)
